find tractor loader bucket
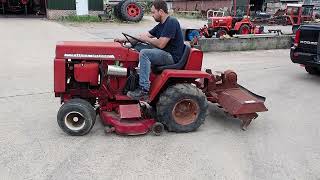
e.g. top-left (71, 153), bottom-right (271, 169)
top-left (214, 85), bottom-right (268, 130)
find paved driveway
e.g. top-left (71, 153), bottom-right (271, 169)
top-left (0, 18), bottom-right (319, 180)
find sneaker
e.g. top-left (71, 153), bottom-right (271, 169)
top-left (127, 87), bottom-right (149, 101)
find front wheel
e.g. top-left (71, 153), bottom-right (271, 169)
top-left (57, 99), bottom-right (96, 136)
top-left (156, 84), bottom-right (208, 133)
top-left (203, 29), bottom-right (214, 38)
top-left (216, 29), bottom-right (227, 38)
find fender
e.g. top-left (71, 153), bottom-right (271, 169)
top-left (234, 22), bottom-right (247, 31)
top-left (234, 17), bottom-right (253, 31)
top-left (54, 58), bottom-right (66, 95)
top-left (148, 70), bottom-right (211, 102)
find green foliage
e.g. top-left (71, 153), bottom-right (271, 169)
top-left (59, 15), bottom-right (102, 22)
top-left (140, 0), bottom-right (153, 14)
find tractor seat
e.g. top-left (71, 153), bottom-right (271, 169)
top-left (152, 45), bottom-right (191, 73)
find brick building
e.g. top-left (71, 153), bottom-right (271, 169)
top-left (171, 0), bottom-right (266, 14)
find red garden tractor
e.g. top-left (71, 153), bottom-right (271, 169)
top-left (285, 4), bottom-right (314, 33)
top-left (202, 0), bottom-right (257, 38)
top-left (54, 33), bottom-right (268, 136)
top-left (258, 4), bottom-right (314, 33)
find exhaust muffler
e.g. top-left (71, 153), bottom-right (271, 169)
top-left (107, 65), bottom-right (127, 76)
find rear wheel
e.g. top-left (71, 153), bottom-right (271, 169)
top-left (120, 0), bottom-right (143, 22)
top-left (239, 24), bottom-right (251, 35)
top-left (57, 99), bottom-right (96, 136)
top-left (156, 84), bottom-right (208, 132)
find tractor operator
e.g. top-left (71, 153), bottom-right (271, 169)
top-left (114, 0), bottom-right (185, 100)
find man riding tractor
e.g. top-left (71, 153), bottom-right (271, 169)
top-left (53, 1), bottom-right (268, 136)
top-left (115, 0), bottom-right (183, 101)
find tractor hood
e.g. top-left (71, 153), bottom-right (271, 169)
top-left (55, 41), bottom-right (138, 61)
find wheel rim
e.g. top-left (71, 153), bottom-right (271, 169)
top-left (64, 111), bottom-right (86, 131)
top-left (172, 99), bottom-right (200, 125)
top-left (152, 123), bottom-right (163, 135)
top-left (127, 3), bottom-right (140, 17)
top-left (241, 27), bottom-right (250, 34)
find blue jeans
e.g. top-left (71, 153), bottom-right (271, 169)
top-left (139, 48), bottom-right (174, 91)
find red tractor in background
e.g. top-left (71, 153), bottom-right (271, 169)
top-left (202, 0), bottom-right (256, 38)
top-left (204, 15), bottom-right (255, 38)
top-left (252, 4), bottom-right (314, 33)
top-left (54, 33), bottom-right (268, 136)
top-left (285, 4), bottom-right (314, 33)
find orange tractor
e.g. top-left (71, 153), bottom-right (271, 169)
top-left (186, 0), bottom-right (261, 40)
top-left (253, 4), bottom-right (314, 33)
top-left (285, 4), bottom-right (314, 33)
top-left (203, 15), bottom-right (255, 38)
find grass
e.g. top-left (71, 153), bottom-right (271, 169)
top-left (57, 11), bottom-right (203, 24)
top-left (59, 15), bottom-right (102, 23)
top-left (58, 14), bottom-right (141, 24)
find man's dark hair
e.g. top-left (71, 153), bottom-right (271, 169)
top-left (152, 0), bottom-right (168, 14)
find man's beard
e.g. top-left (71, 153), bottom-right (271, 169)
top-left (154, 17), bottom-right (160, 22)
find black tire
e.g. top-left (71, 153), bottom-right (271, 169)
top-left (156, 84), bottom-right (208, 133)
top-left (216, 29), bottom-right (227, 38)
top-left (204, 31), bottom-right (213, 38)
top-left (151, 122), bottom-right (164, 136)
top-left (305, 66), bottom-right (319, 75)
top-left (114, 1), bottom-right (125, 20)
top-left (120, 0), bottom-right (144, 22)
top-left (203, 29), bottom-right (214, 38)
top-left (67, 98), bottom-right (97, 128)
top-left (57, 99), bottom-right (96, 136)
top-left (239, 24), bottom-right (251, 35)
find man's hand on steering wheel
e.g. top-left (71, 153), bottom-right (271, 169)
top-left (122, 33), bottom-right (150, 47)
top-left (114, 37), bottom-right (127, 43)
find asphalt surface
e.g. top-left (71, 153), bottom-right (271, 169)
top-left (0, 17), bottom-right (319, 180)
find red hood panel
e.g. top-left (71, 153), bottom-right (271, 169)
top-left (55, 41), bottom-right (138, 61)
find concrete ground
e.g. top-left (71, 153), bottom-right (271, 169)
top-left (0, 17), bottom-right (319, 180)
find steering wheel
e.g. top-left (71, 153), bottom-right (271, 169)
top-left (122, 33), bottom-right (150, 47)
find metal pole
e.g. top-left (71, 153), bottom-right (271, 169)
top-left (233, 0), bottom-right (236, 17)
top-left (45, 0), bottom-right (48, 18)
top-left (247, 0), bottom-right (250, 16)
